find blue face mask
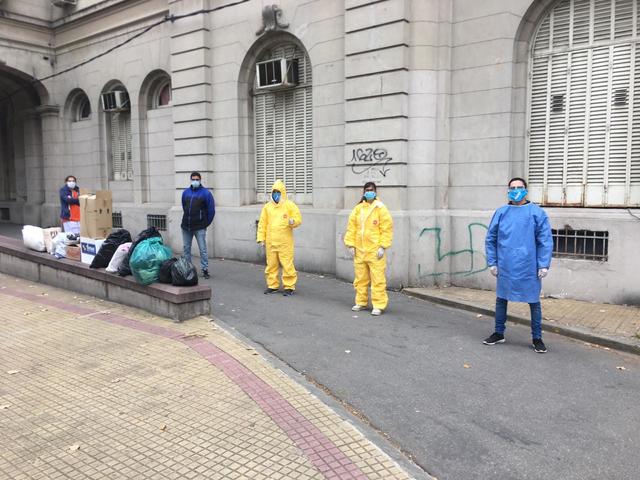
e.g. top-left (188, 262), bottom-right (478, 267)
top-left (364, 191), bottom-right (376, 201)
top-left (191, 180), bottom-right (200, 188)
top-left (508, 188), bottom-right (527, 203)
top-left (272, 191), bottom-right (281, 203)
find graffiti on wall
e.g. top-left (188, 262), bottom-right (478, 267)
top-left (350, 148), bottom-right (392, 177)
top-left (417, 223), bottom-right (489, 278)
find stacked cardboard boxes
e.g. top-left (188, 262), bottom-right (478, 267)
top-left (79, 190), bottom-right (113, 265)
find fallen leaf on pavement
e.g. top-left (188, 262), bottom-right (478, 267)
top-left (476, 314), bottom-right (482, 318)
top-left (616, 366), bottom-right (626, 371)
top-left (68, 444), bottom-right (80, 452)
top-left (0, 404), bottom-right (9, 410)
top-left (345, 350), bottom-right (351, 354)
top-left (6, 370), bottom-right (20, 375)
top-left (159, 424), bottom-right (166, 431)
top-left (463, 364), bottom-right (471, 369)
top-left (599, 310), bottom-right (606, 313)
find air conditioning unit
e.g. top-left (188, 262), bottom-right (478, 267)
top-left (101, 91), bottom-right (130, 112)
top-left (256, 58), bottom-right (299, 89)
top-left (52, 0), bottom-right (77, 7)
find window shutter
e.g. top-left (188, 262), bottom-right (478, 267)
top-left (110, 113), bottom-right (123, 180)
top-left (253, 42), bottom-right (312, 202)
top-left (529, 0), bottom-right (640, 207)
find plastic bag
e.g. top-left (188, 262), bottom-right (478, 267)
top-left (22, 225), bottom-right (45, 252)
top-left (106, 242), bottom-right (131, 273)
top-left (52, 233), bottom-right (68, 259)
top-left (118, 227), bottom-right (161, 277)
top-left (171, 257), bottom-right (199, 287)
top-left (159, 258), bottom-right (178, 284)
top-left (129, 237), bottom-right (173, 285)
top-left (90, 229), bottom-right (132, 269)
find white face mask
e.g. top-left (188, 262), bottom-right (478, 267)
top-left (67, 181), bottom-right (76, 189)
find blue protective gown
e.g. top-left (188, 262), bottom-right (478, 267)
top-left (485, 202), bottom-right (553, 303)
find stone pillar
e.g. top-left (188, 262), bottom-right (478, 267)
top-left (37, 104), bottom-right (64, 226)
top-left (167, 0), bottom-right (214, 248)
top-left (20, 107), bottom-right (47, 226)
top-left (343, 0), bottom-right (410, 211)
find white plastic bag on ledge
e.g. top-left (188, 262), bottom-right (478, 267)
top-left (106, 242), bottom-right (131, 273)
top-left (22, 225), bottom-right (46, 252)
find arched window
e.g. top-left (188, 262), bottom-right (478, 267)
top-left (66, 89), bottom-right (91, 122)
top-left (528, 0), bottom-right (640, 207)
top-left (253, 42), bottom-right (312, 203)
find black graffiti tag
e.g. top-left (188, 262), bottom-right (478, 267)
top-left (350, 148), bottom-right (392, 177)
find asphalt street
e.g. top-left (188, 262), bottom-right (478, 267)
top-left (206, 258), bottom-right (640, 480)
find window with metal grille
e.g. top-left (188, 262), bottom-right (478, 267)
top-left (147, 214), bottom-right (167, 231)
top-left (112, 212), bottom-right (123, 229)
top-left (0, 207), bottom-right (9, 221)
top-left (528, 0), bottom-right (640, 207)
top-left (552, 228), bottom-right (609, 261)
top-left (254, 43), bottom-right (313, 204)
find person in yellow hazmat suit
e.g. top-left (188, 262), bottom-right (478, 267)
top-left (257, 180), bottom-right (302, 296)
top-left (344, 182), bottom-right (393, 315)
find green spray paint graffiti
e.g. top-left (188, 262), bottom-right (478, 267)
top-left (417, 223), bottom-right (489, 278)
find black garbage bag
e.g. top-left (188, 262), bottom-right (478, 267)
top-left (118, 226), bottom-right (162, 277)
top-left (90, 229), bottom-right (132, 269)
top-left (159, 258), bottom-right (178, 284)
top-left (171, 257), bottom-right (198, 287)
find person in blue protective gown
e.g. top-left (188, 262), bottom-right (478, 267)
top-left (483, 177), bottom-right (553, 353)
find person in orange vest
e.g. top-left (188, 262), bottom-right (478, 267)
top-left (59, 175), bottom-right (80, 235)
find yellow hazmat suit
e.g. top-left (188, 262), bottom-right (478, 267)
top-left (344, 198), bottom-right (393, 310)
top-left (257, 180), bottom-right (302, 290)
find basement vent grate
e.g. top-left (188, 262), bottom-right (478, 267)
top-left (552, 229), bottom-right (608, 261)
top-left (147, 214), bottom-right (167, 231)
top-left (112, 212), bottom-right (123, 229)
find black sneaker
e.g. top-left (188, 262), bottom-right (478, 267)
top-left (533, 338), bottom-right (547, 353)
top-left (283, 289), bottom-right (295, 296)
top-left (202, 269), bottom-right (210, 279)
top-left (483, 333), bottom-right (505, 345)
top-left (264, 288), bottom-right (278, 294)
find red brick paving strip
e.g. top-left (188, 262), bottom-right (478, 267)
top-left (0, 287), bottom-right (369, 480)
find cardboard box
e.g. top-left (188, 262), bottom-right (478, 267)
top-left (80, 237), bottom-right (105, 265)
top-left (65, 245), bottom-right (81, 262)
top-left (43, 227), bottom-right (62, 254)
top-left (79, 189), bottom-right (112, 239)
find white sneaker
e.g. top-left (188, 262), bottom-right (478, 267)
top-left (351, 305), bottom-right (366, 311)
top-left (371, 308), bottom-right (383, 316)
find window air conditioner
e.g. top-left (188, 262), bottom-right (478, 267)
top-left (52, 0), bottom-right (78, 7)
top-left (101, 91), bottom-right (130, 112)
top-left (256, 58), bottom-right (299, 89)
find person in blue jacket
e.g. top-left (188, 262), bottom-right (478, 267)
top-left (483, 177), bottom-right (553, 353)
top-left (181, 172), bottom-right (215, 279)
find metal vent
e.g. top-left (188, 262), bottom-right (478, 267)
top-left (112, 212), bottom-right (123, 229)
top-left (613, 88), bottom-right (629, 105)
top-left (147, 214), bottom-right (167, 231)
top-left (552, 229), bottom-right (609, 261)
top-left (551, 94), bottom-right (565, 112)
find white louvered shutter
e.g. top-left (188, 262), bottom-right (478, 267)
top-left (528, 0), bottom-right (640, 207)
top-left (253, 43), bottom-right (313, 203)
top-left (110, 112), bottom-right (133, 181)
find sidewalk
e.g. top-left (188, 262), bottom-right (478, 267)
top-left (0, 273), bottom-right (418, 480)
top-left (404, 286), bottom-right (640, 355)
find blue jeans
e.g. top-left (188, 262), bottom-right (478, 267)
top-left (494, 297), bottom-right (543, 340)
top-left (181, 228), bottom-right (208, 272)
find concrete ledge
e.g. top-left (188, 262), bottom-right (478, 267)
top-left (403, 288), bottom-right (640, 357)
top-left (0, 235), bottom-right (211, 321)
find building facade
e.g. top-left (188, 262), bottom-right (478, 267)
top-left (1, 0), bottom-right (639, 304)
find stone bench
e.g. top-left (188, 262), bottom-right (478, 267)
top-left (0, 235), bottom-right (211, 321)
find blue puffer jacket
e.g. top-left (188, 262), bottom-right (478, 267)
top-left (59, 184), bottom-right (80, 220)
top-left (181, 185), bottom-right (215, 231)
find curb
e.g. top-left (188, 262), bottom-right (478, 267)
top-left (403, 289), bottom-right (640, 357)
